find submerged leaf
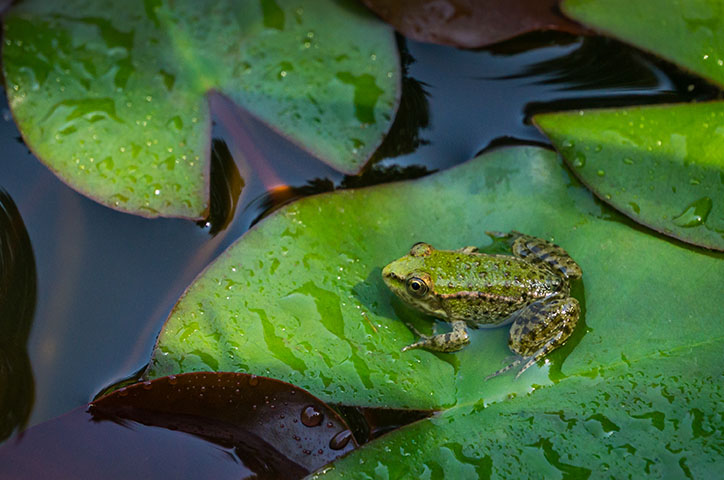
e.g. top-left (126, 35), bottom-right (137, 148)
top-left (535, 103), bottom-right (724, 250)
top-left (3, 0), bottom-right (400, 219)
top-left (360, 0), bottom-right (587, 48)
top-left (0, 189), bottom-right (36, 441)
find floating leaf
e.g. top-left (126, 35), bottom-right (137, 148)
top-left (561, 0), bottom-right (724, 88)
top-left (535, 103), bottom-right (724, 250)
top-left (2, 0), bottom-right (400, 219)
top-left (147, 142), bottom-right (723, 452)
top-left (313, 341), bottom-right (724, 478)
top-left (360, 0), bottom-right (587, 48)
top-left (0, 373), bottom-right (356, 479)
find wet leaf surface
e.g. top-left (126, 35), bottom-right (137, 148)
top-left (313, 342), bottom-right (724, 478)
top-left (531, 1), bottom-right (724, 250)
top-left (146, 141), bottom-right (723, 465)
top-left (0, 372), bottom-right (356, 479)
top-left (360, 0), bottom-right (587, 48)
top-left (0, 190), bottom-right (36, 441)
top-left (561, 0), bottom-right (724, 88)
top-left (2, 0), bottom-right (400, 219)
top-left (535, 103), bottom-right (724, 250)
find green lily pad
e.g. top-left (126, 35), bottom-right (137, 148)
top-left (312, 341), bottom-right (724, 478)
top-left (2, 0), bottom-right (399, 219)
top-left (147, 144), bottom-right (723, 434)
top-left (561, 0), bottom-right (724, 88)
top-left (535, 103), bottom-right (724, 251)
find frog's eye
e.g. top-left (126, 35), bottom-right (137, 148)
top-left (406, 276), bottom-right (429, 297)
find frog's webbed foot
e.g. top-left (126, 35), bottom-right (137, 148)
top-left (402, 320), bottom-right (470, 353)
top-left (486, 294), bottom-right (579, 380)
top-left (485, 332), bottom-right (565, 380)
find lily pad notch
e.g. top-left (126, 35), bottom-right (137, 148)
top-left (2, 0), bottom-right (401, 219)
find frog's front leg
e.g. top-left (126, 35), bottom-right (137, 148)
top-left (486, 294), bottom-right (579, 379)
top-left (402, 319), bottom-right (470, 353)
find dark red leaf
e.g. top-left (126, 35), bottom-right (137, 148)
top-left (0, 373), bottom-right (357, 479)
top-left (360, 0), bottom-right (588, 48)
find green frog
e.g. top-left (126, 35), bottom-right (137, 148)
top-left (381, 231), bottom-right (582, 379)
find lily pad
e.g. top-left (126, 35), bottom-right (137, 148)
top-left (312, 341), bottom-right (724, 478)
top-left (561, 0), bottom-right (724, 88)
top-left (147, 144), bottom-right (723, 435)
top-left (360, 0), bottom-right (587, 48)
top-left (0, 372), bottom-right (356, 479)
top-left (535, 103), bottom-right (724, 250)
top-left (2, 0), bottom-right (400, 219)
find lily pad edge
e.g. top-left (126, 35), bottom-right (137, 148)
top-left (532, 102), bottom-right (724, 252)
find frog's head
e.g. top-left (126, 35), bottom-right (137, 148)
top-left (381, 243), bottom-right (444, 316)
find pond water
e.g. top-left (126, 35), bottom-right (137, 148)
top-left (0, 31), bottom-right (712, 437)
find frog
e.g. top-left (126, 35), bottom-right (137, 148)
top-left (381, 231), bottom-right (582, 379)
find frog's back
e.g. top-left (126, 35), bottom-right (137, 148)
top-left (432, 252), bottom-right (561, 325)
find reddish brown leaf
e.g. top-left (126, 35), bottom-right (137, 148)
top-left (0, 373), bottom-right (357, 480)
top-left (360, 0), bottom-right (588, 48)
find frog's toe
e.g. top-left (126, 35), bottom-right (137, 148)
top-left (401, 338), bottom-right (428, 352)
top-left (485, 357), bottom-right (522, 381)
top-left (485, 230), bottom-right (510, 239)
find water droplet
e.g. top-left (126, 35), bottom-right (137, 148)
top-left (572, 153), bottom-right (585, 168)
top-left (672, 197), bottom-right (712, 227)
top-left (301, 405), bottom-right (323, 427)
top-left (629, 202), bottom-right (640, 214)
top-left (329, 429), bottom-right (352, 450)
top-left (142, 381), bottom-right (153, 390)
top-left (597, 170), bottom-right (605, 176)
top-left (690, 178), bottom-right (701, 185)
top-left (168, 375), bottom-right (177, 385)
top-left (249, 375), bottom-right (259, 386)
top-left (623, 157), bottom-right (634, 165)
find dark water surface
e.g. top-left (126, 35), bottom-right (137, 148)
top-left (0, 32), bottom-right (714, 436)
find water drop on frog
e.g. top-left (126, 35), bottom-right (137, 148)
top-left (248, 375), bottom-right (259, 386)
top-left (301, 405), bottom-right (323, 427)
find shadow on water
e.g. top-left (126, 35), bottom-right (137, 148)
top-left (197, 139), bottom-right (244, 236)
top-left (0, 189), bottom-right (36, 441)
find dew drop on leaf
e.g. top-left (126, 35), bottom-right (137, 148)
top-left (301, 405), bottom-right (323, 427)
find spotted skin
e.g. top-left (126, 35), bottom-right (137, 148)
top-left (381, 232), bottom-right (582, 379)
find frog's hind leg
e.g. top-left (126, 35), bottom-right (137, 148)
top-left (402, 320), bottom-right (470, 353)
top-left (486, 294), bottom-right (579, 380)
top-left (487, 231), bottom-right (581, 280)
top-left (510, 233), bottom-right (581, 280)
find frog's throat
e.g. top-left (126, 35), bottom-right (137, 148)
top-left (405, 292), bottom-right (445, 318)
